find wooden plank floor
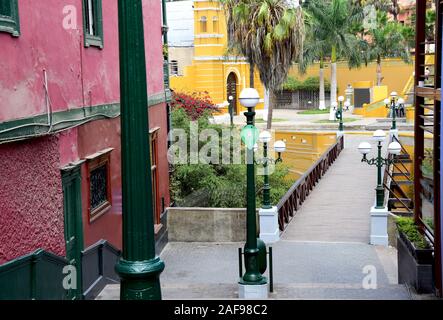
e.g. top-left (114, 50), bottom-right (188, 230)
top-left (282, 135), bottom-right (382, 243)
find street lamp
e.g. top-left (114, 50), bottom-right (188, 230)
top-left (385, 91), bottom-right (399, 131)
top-left (335, 96), bottom-right (347, 132)
top-left (358, 130), bottom-right (402, 209)
top-left (256, 131), bottom-right (286, 209)
top-left (115, 0), bottom-right (164, 300)
top-left (239, 88), bottom-right (267, 294)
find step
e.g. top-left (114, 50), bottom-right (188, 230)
top-left (389, 198), bottom-right (413, 205)
top-left (392, 180), bottom-right (413, 186)
top-left (392, 172), bottom-right (411, 177)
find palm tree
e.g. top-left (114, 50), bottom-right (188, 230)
top-left (363, 11), bottom-right (411, 86)
top-left (221, 0), bottom-right (305, 129)
top-left (303, 0), bottom-right (362, 108)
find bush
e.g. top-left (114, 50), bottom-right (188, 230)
top-left (396, 217), bottom-right (431, 249)
top-left (282, 76), bottom-right (331, 91)
top-left (170, 91), bottom-right (219, 120)
top-left (170, 109), bottom-right (293, 208)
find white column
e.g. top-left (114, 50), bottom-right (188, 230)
top-left (259, 206), bottom-right (280, 244)
top-left (370, 206), bottom-right (389, 246)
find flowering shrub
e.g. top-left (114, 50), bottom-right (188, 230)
top-left (170, 91), bottom-right (219, 120)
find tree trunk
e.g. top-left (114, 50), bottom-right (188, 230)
top-left (329, 47), bottom-right (337, 121)
top-left (250, 64), bottom-right (255, 88)
top-left (319, 64), bottom-right (325, 110)
top-left (376, 58), bottom-right (382, 86)
top-left (267, 90), bottom-right (275, 130)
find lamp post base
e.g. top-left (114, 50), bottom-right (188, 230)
top-left (238, 282), bottom-right (268, 299)
top-left (259, 206), bottom-right (280, 244)
top-left (115, 257), bottom-right (165, 300)
top-left (370, 206), bottom-right (389, 246)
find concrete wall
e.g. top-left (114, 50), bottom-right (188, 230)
top-left (168, 207), bottom-right (251, 242)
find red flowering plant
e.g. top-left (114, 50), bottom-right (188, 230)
top-left (170, 91), bottom-right (220, 120)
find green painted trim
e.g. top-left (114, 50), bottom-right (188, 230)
top-left (82, 0), bottom-right (104, 49)
top-left (0, 0), bottom-right (20, 37)
top-left (0, 91), bottom-right (170, 142)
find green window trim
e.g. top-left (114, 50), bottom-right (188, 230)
top-left (82, 0), bottom-right (103, 49)
top-left (0, 0), bottom-right (20, 37)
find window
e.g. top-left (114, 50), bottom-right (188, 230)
top-left (82, 0), bottom-right (103, 49)
top-left (150, 128), bottom-right (161, 226)
top-left (86, 148), bottom-right (113, 222)
top-left (200, 16), bottom-right (207, 33)
top-left (212, 16), bottom-right (218, 33)
top-left (0, 0), bottom-right (20, 37)
top-left (170, 60), bottom-right (178, 76)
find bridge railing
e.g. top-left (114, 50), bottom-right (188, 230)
top-left (277, 135), bottom-right (344, 231)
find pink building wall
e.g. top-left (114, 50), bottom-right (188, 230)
top-left (0, 0), bottom-right (170, 260)
top-left (0, 136), bottom-right (65, 264)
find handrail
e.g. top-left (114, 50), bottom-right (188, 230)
top-left (277, 135), bottom-right (344, 231)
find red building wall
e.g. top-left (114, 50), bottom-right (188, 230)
top-left (0, 0), bottom-right (170, 260)
top-left (0, 137), bottom-right (65, 264)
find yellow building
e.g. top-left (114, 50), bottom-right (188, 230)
top-left (168, 1), bottom-right (414, 117)
top-left (169, 0), bottom-right (265, 114)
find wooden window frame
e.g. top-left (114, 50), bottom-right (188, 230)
top-left (0, 0), bottom-right (20, 37)
top-left (86, 148), bottom-right (113, 223)
top-left (82, 0), bottom-right (104, 49)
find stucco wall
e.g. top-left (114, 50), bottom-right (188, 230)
top-left (0, 136), bottom-right (65, 264)
top-left (168, 207), bottom-right (251, 242)
top-left (0, 0), bottom-right (166, 123)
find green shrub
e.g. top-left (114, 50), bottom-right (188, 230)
top-left (282, 76), bottom-right (331, 91)
top-left (170, 109), bottom-right (293, 208)
top-left (396, 217), bottom-right (431, 249)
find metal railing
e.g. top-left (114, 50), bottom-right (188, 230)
top-left (277, 135), bottom-right (344, 231)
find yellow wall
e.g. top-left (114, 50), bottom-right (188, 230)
top-left (289, 59), bottom-right (414, 98)
top-left (170, 0), bottom-right (265, 113)
top-left (275, 131), bottom-right (337, 179)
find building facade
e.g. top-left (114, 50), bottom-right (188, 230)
top-left (0, 0), bottom-right (170, 298)
top-left (167, 0), bottom-right (265, 114)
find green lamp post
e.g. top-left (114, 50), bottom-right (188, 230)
top-left (358, 130), bottom-right (402, 208)
top-left (335, 96), bottom-right (350, 132)
top-left (384, 91), bottom-right (399, 131)
top-left (255, 132), bottom-right (285, 209)
top-left (115, 0), bottom-right (165, 300)
top-left (239, 88), bottom-right (265, 286)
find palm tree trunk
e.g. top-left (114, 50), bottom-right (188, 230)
top-left (329, 46), bottom-right (337, 121)
top-left (319, 58), bottom-right (325, 110)
top-left (376, 57), bottom-right (382, 86)
top-left (330, 46), bottom-right (337, 104)
top-left (266, 89), bottom-right (275, 130)
top-left (250, 64), bottom-right (255, 88)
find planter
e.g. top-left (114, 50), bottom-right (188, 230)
top-left (397, 232), bottom-right (434, 293)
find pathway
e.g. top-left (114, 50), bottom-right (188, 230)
top-left (97, 135), bottom-right (411, 300)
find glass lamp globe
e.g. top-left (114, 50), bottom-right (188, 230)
top-left (397, 98), bottom-right (405, 105)
top-left (259, 131), bottom-right (272, 143)
top-left (358, 142), bottom-right (372, 155)
top-left (390, 91), bottom-right (398, 98)
top-left (344, 101), bottom-right (351, 109)
top-left (384, 98), bottom-right (390, 105)
top-left (274, 140), bottom-right (286, 153)
top-left (338, 96), bottom-right (345, 102)
top-left (239, 88), bottom-right (260, 108)
top-left (388, 142), bottom-right (402, 155)
top-left (373, 130), bottom-right (386, 142)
